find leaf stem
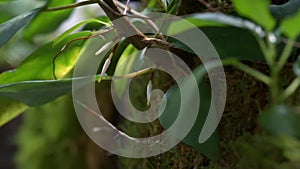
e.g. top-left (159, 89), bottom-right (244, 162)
top-left (277, 38), bottom-right (295, 72)
top-left (223, 59), bottom-right (271, 85)
top-left (95, 67), bottom-right (154, 81)
top-left (254, 34), bottom-right (271, 65)
top-left (266, 35), bottom-right (277, 67)
top-left (45, 1), bottom-right (98, 12)
top-left (280, 77), bottom-right (300, 101)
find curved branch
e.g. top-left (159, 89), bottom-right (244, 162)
top-left (97, 0), bottom-right (148, 49)
top-left (45, 1), bottom-right (97, 12)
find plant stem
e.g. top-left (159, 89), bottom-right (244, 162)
top-left (266, 35), bottom-right (277, 67)
top-left (95, 67), bottom-right (154, 81)
top-left (223, 59), bottom-right (271, 85)
top-left (267, 37), bottom-right (295, 104)
top-left (280, 77), bottom-right (300, 102)
top-left (45, 1), bottom-right (98, 12)
top-left (254, 34), bottom-right (271, 65)
top-left (277, 39), bottom-right (295, 72)
top-left (267, 38), bottom-right (281, 104)
top-left (269, 68), bottom-right (280, 104)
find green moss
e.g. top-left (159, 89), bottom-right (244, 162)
top-left (118, 64), bottom-right (300, 169)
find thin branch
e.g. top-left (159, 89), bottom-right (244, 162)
top-left (45, 1), bottom-right (98, 12)
top-left (52, 29), bottom-right (112, 79)
top-left (97, 0), bottom-right (148, 49)
top-left (198, 0), bottom-right (219, 12)
top-left (98, 41), bottom-right (120, 83)
top-left (52, 36), bottom-right (91, 79)
top-left (114, 0), bottom-right (160, 34)
top-left (223, 59), bottom-right (271, 85)
top-left (280, 77), bottom-right (300, 101)
top-left (94, 67), bottom-right (154, 81)
top-left (123, 0), bottom-right (130, 14)
top-left (97, 0), bottom-right (200, 69)
top-left (282, 37), bottom-right (300, 48)
top-left (277, 39), bottom-right (295, 72)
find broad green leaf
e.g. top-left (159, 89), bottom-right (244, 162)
top-left (23, 0), bottom-right (75, 40)
top-left (0, 75), bottom-right (95, 106)
top-left (54, 30), bottom-right (92, 46)
top-left (0, 38), bottom-right (85, 84)
top-left (167, 13), bottom-right (225, 36)
top-left (159, 66), bottom-right (220, 160)
top-left (0, 79), bottom-right (71, 106)
top-left (231, 0), bottom-right (275, 31)
top-left (188, 13), bottom-right (265, 36)
top-left (271, 0), bottom-right (300, 21)
top-left (113, 44), bottom-right (140, 98)
top-left (53, 19), bottom-right (111, 46)
top-left (0, 37), bottom-right (85, 124)
top-left (173, 27), bottom-right (264, 61)
top-left (281, 10), bottom-right (300, 38)
top-left (203, 27), bottom-right (264, 60)
top-left (167, 13), bottom-right (266, 36)
top-left (259, 105), bottom-right (300, 138)
top-left (0, 97), bottom-right (27, 126)
top-left (165, 13), bottom-right (264, 60)
top-left (0, 7), bottom-right (41, 47)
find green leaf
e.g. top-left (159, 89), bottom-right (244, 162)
top-left (23, 0), bottom-right (75, 40)
top-left (271, 0), bottom-right (300, 21)
top-left (167, 13), bottom-right (225, 36)
top-left (113, 44), bottom-right (140, 98)
top-left (54, 30), bottom-right (92, 46)
top-left (53, 18), bottom-right (111, 46)
top-left (0, 79), bottom-right (71, 106)
top-left (259, 105), bottom-right (300, 138)
top-left (172, 27), bottom-right (264, 61)
top-left (187, 13), bottom-right (265, 36)
top-left (165, 13), bottom-right (264, 61)
top-left (0, 75), bottom-right (94, 106)
top-left (0, 7), bottom-right (41, 47)
top-left (159, 66), bottom-right (220, 160)
top-left (281, 10), bottom-right (300, 38)
top-left (0, 39), bottom-right (84, 84)
top-left (0, 37), bottom-right (85, 124)
top-left (0, 98), bottom-right (28, 126)
top-left (231, 0), bottom-right (275, 31)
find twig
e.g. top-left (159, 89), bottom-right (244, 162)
top-left (97, 0), bottom-right (148, 49)
top-left (281, 37), bottom-right (300, 48)
top-left (52, 29), bottom-right (112, 79)
top-left (97, 0), bottom-right (200, 68)
top-left (198, 0), bottom-right (219, 12)
top-left (94, 67), bottom-right (154, 81)
top-left (114, 0), bottom-right (160, 34)
top-left (98, 41), bottom-right (120, 83)
top-left (45, 0), bottom-right (98, 12)
top-left (223, 58), bottom-right (271, 85)
top-left (280, 77), bottom-right (300, 101)
top-left (123, 0), bottom-right (130, 14)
